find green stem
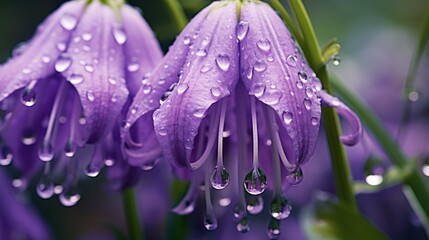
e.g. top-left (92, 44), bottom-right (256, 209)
top-left (286, 0), bottom-right (357, 210)
top-left (331, 76), bottom-right (429, 234)
top-left (122, 188), bottom-right (143, 240)
top-left (397, 10), bottom-right (429, 139)
top-left (163, 0), bottom-right (188, 33)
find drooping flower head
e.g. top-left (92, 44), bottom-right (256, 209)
top-left (0, 0), bottom-right (162, 205)
top-left (123, 0), bottom-right (362, 236)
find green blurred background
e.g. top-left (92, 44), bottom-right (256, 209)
top-left (0, 0), bottom-right (428, 239)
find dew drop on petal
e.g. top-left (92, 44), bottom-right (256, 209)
top-left (82, 33), bottom-right (93, 41)
top-left (127, 63), bottom-right (140, 72)
top-left (210, 167), bottom-right (230, 190)
top-left (196, 48), bottom-right (207, 57)
top-left (305, 87), bottom-right (314, 98)
top-left (263, 90), bottom-right (282, 105)
top-left (254, 61), bottom-right (267, 72)
top-left (56, 42), bottom-right (67, 52)
top-left (286, 54), bottom-right (298, 67)
top-left (282, 111), bottom-right (293, 125)
top-left (296, 81), bottom-right (303, 89)
top-left (257, 38), bottom-right (271, 52)
top-left (216, 54), bottom-right (230, 71)
top-left (286, 167), bottom-right (304, 185)
top-left (177, 83), bottom-right (189, 94)
top-left (303, 98), bottom-right (312, 110)
top-left (193, 108), bottom-right (206, 118)
top-left (142, 84), bottom-right (152, 94)
top-left (298, 71), bottom-right (308, 83)
top-left (236, 21), bottom-right (249, 41)
top-left (41, 55), bottom-right (51, 63)
top-left (68, 74), bottom-right (84, 85)
top-left (108, 77), bottom-right (117, 85)
top-left (112, 25), bottom-right (127, 45)
top-left (252, 83), bottom-right (266, 97)
top-left (86, 91), bottom-right (95, 102)
top-left (183, 35), bottom-right (191, 45)
top-left (60, 13), bottom-right (77, 30)
top-left (55, 54), bottom-right (72, 73)
top-left (84, 64), bottom-right (94, 73)
top-left (158, 127), bottom-right (167, 136)
top-left (210, 87), bottom-right (222, 98)
top-left (200, 64), bottom-right (212, 73)
top-left (311, 116), bottom-right (319, 126)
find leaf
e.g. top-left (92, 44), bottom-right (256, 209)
top-left (302, 193), bottom-right (389, 240)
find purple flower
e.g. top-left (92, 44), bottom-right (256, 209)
top-left (123, 0), bottom-right (362, 235)
top-left (0, 0), bottom-right (162, 204)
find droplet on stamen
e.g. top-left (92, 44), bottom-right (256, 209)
top-left (244, 167), bottom-right (267, 195)
top-left (210, 167), bottom-right (230, 190)
top-left (270, 195), bottom-right (292, 220)
top-left (246, 195), bottom-right (264, 215)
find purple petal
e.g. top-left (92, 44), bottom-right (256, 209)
top-left (121, 5), bottom-right (163, 95)
top-left (319, 90), bottom-right (363, 146)
top-left (153, 2), bottom-right (239, 168)
top-left (122, 2), bottom-right (216, 165)
top-left (0, 1), bottom-right (85, 102)
top-left (61, 2), bottom-right (128, 143)
top-left (240, 2), bottom-right (321, 165)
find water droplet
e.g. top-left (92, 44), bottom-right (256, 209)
top-left (21, 88), bottom-right (37, 107)
top-left (141, 158), bottom-right (159, 171)
top-left (68, 73), bottom-right (84, 85)
top-left (104, 158), bottom-right (115, 167)
top-left (234, 204), bottom-right (246, 220)
top-left (364, 158), bottom-right (385, 186)
top-left (59, 189), bottom-right (81, 207)
top-left (252, 83), bottom-right (266, 97)
top-left (244, 167), bottom-right (267, 195)
top-left (196, 48), bottom-right (207, 57)
top-left (305, 87), bottom-right (315, 98)
top-left (267, 55), bottom-right (274, 62)
top-left (64, 141), bottom-right (77, 158)
top-left (158, 127), bottom-right (167, 136)
top-left (236, 21), bottom-right (249, 41)
top-left (282, 111), bottom-right (293, 125)
top-left (38, 142), bottom-right (54, 162)
top-left (0, 146), bottom-right (13, 166)
top-left (286, 54), bottom-right (298, 67)
top-left (108, 77), bottom-right (117, 85)
top-left (263, 90), bottom-right (282, 105)
top-left (210, 87), bottom-right (222, 98)
top-left (311, 117), bottom-right (319, 126)
top-left (54, 185), bottom-right (63, 195)
top-left (408, 91), bottom-right (420, 102)
top-left (60, 13), bottom-right (77, 30)
top-left (303, 98), bottom-right (312, 110)
top-left (204, 214), bottom-right (218, 231)
top-left (142, 84), bottom-right (152, 94)
top-left (200, 64), bottom-right (212, 73)
top-left (268, 218), bottom-right (281, 239)
top-left (193, 108), bottom-right (206, 118)
top-left (270, 195), bottom-right (292, 220)
top-left (55, 54), bottom-right (72, 72)
top-left (172, 195), bottom-right (196, 215)
top-left (298, 71), bottom-right (308, 83)
top-left (84, 64), bottom-right (94, 73)
top-left (177, 83), bottom-right (189, 94)
top-left (219, 197), bottom-right (231, 207)
top-left (81, 32), bottom-right (92, 41)
top-left (56, 42), bottom-right (67, 52)
top-left (127, 63), bottom-right (140, 72)
top-left (85, 164), bottom-right (100, 178)
top-left (236, 218), bottom-right (250, 233)
top-left (286, 167), bottom-right (304, 185)
top-left (41, 55), bottom-right (51, 63)
top-left (422, 158), bottom-right (429, 176)
top-left (86, 91), bottom-right (95, 102)
top-left (257, 38), bottom-right (271, 52)
top-left (183, 35), bottom-right (191, 45)
top-left (216, 54), bottom-right (230, 71)
top-left (296, 81), bottom-right (303, 89)
top-left (112, 25), bottom-right (127, 45)
top-left (332, 56), bottom-right (341, 66)
top-left (254, 61), bottom-right (267, 72)
top-left (21, 130), bottom-right (36, 145)
top-left (245, 67), bottom-right (253, 80)
top-left (210, 167), bottom-right (230, 190)
top-left (36, 176), bottom-right (54, 199)
top-left (247, 196), bottom-right (264, 215)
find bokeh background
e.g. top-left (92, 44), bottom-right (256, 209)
top-left (0, 0), bottom-right (428, 239)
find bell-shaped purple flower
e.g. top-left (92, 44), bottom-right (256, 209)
top-left (0, 0), bottom-right (162, 203)
top-left (124, 0), bottom-right (362, 235)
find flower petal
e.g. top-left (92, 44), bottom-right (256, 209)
top-left (240, 2), bottom-right (321, 165)
top-left (153, 2), bottom-right (239, 168)
top-left (122, 2), bottom-right (217, 165)
top-left (61, 2), bottom-right (128, 143)
top-left (0, 1), bottom-right (85, 101)
top-left (121, 5), bottom-right (163, 95)
top-left (319, 90), bottom-right (363, 146)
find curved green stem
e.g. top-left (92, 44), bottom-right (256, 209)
top-left (163, 0), bottom-right (188, 33)
top-left (284, 0), bottom-right (357, 211)
top-left (331, 76), bottom-right (429, 234)
top-left (122, 188), bottom-right (143, 240)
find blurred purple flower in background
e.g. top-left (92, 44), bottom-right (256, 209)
top-left (0, 169), bottom-right (51, 240)
top-left (0, 0), bottom-right (162, 205)
top-left (123, 0), bottom-right (362, 236)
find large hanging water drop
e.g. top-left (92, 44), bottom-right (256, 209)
top-left (21, 87), bottom-right (37, 107)
top-left (270, 195), bottom-right (292, 220)
top-left (210, 167), bottom-right (230, 190)
top-left (59, 189), bottom-right (81, 207)
top-left (36, 175), bottom-right (54, 199)
top-left (204, 212), bottom-right (218, 230)
top-left (0, 146), bottom-right (13, 166)
top-left (244, 167), bottom-right (267, 195)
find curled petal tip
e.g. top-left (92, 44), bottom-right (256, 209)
top-left (319, 90), bottom-right (363, 146)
